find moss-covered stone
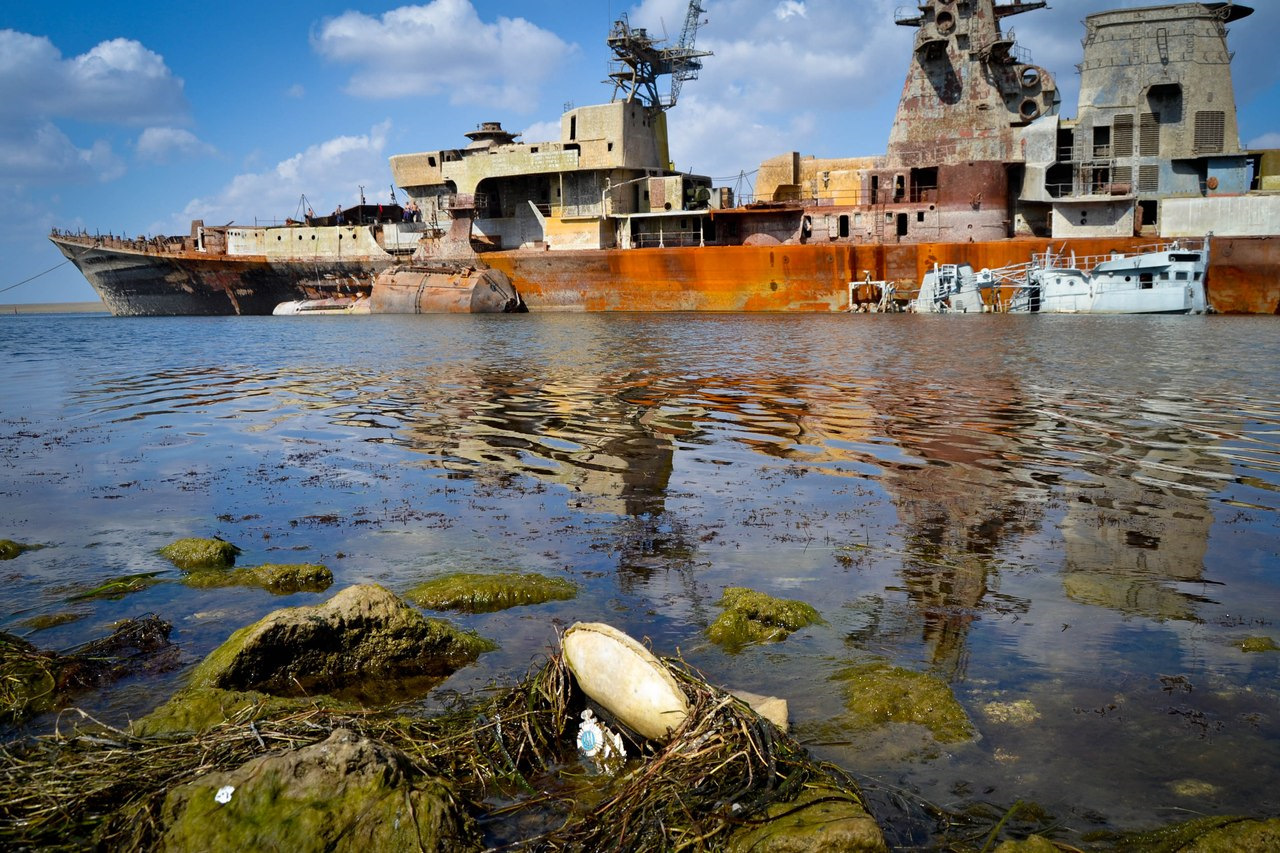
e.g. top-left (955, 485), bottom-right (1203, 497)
top-left (726, 782), bottom-right (887, 852)
top-left (134, 687), bottom-right (338, 736)
top-left (1090, 815), bottom-right (1280, 852)
top-left (0, 539), bottom-right (37, 560)
top-left (187, 584), bottom-right (495, 698)
top-left (706, 587), bottom-right (824, 652)
top-left (20, 612), bottom-right (83, 632)
top-left (184, 563), bottom-right (333, 595)
top-left (1240, 636), bottom-right (1279, 654)
top-left (160, 537), bottom-right (240, 570)
top-left (159, 729), bottom-right (479, 852)
top-left (66, 571), bottom-right (164, 601)
top-left (832, 661), bottom-right (975, 744)
top-left (406, 571), bottom-right (577, 613)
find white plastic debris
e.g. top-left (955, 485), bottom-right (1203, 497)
top-left (214, 785), bottom-right (235, 805)
top-left (577, 709), bottom-right (626, 775)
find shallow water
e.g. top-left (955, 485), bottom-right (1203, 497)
top-left (2, 312), bottom-right (1278, 844)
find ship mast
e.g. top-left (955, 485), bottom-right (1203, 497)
top-left (607, 1), bottom-right (711, 110)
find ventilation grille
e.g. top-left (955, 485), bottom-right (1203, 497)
top-left (1194, 111), bottom-right (1226, 154)
top-left (1114, 114), bottom-right (1135, 158)
top-left (1138, 165), bottom-right (1160, 194)
top-left (1140, 113), bottom-right (1160, 157)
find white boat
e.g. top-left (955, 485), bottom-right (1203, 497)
top-left (910, 264), bottom-right (997, 314)
top-left (272, 295), bottom-right (371, 316)
top-left (1009, 240), bottom-right (1208, 315)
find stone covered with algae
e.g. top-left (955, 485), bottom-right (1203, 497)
top-left (0, 539), bottom-right (38, 560)
top-left (159, 728), bottom-right (478, 852)
top-left (832, 661), bottom-right (975, 744)
top-left (139, 584), bottom-right (495, 734)
top-left (184, 563), bottom-right (333, 595)
top-left (707, 587), bottom-right (824, 651)
top-left (66, 571), bottom-right (164, 601)
top-left (406, 571), bottom-right (577, 613)
top-left (1091, 815), bottom-right (1280, 852)
top-left (159, 537), bottom-right (240, 570)
top-left (726, 782), bottom-right (887, 852)
top-left (993, 836), bottom-right (1058, 853)
top-left (1240, 636), bottom-right (1279, 653)
top-left (20, 612), bottom-right (83, 632)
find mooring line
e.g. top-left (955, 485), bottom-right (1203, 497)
top-left (1, 259), bottom-right (72, 295)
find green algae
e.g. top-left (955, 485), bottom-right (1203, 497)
top-left (184, 563), bottom-right (333, 595)
top-left (19, 612), bottom-right (83, 633)
top-left (406, 571), bottom-right (577, 613)
top-left (158, 729), bottom-right (479, 852)
top-left (832, 661), bottom-right (975, 744)
top-left (726, 782), bottom-right (887, 852)
top-left (993, 835), bottom-right (1059, 853)
top-left (159, 537), bottom-right (240, 570)
top-left (1240, 635), bottom-right (1279, 653)
top-left (1086, 815), bottom-right (1280, 852)
top-left (706, 587), bottom-right (824, 651)
top-left (66, 571), bottom-right (164, 601)
top-left (0, 632), bottom-right (57, 724)
top-left (135, 687), bottom-right (343, 736)
top-left (0, 539), bottom-right (39, 560)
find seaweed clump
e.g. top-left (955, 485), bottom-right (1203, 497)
top-left (184, 563), bottom-right (333, 595)
top-left (406, 571), bottom-right (578, 613)
top-left (1240, 636), bottom-right (1279, 653)
top-left (707, 586), bottom-right (824, 651)
top-left (0, 540), bottom-right (38, 561)
top-left (67, 571), bottom-right (164, 602)
top-left (833, 661), bottom-right (976, 744)
top-left (159, 537), bottom-right (240, 571)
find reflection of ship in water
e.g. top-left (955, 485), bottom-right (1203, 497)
top-left (1052, 396), bottom-right (1232, 622)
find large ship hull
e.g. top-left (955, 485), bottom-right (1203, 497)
top-left (489, 235), bottom-right (1279, 314)
top-left (51, 234), bottom-right (393, 317)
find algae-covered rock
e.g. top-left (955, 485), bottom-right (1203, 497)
top-left (184, 563), bottom-right (333, 595)
top-left (1092, 815), bottom-right (1280, 852)
top-left (707, 587), bottom-right (824, 651)
top-left (407, 571), bottom-right (577, 613)
top-left (134, 687), bottom-right (336, 737)
top-left (66, 571), bottom-right (164, 601)
top-left (20, 612), bottom-right (83, 632)
top-left (160, 537), bottom-right (240, 570)
top-left (832, 661), bottom-right (975, 744)
top-left (727, 782), bottom-right (887, 852)
top-left (0, 539), bottom-right (38, 560)
top-left (187, 583), bottom-right (495, 697)
top-left (159, 728), bottom-right (479, 852)
top-left (1240, 636), bottom-right (1279, 653)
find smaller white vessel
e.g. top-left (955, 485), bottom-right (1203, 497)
top-left (272, 295), bottom-right (371, 316)
top-left (910, 264), bottom-right (997, 314)
top-left (1009, 240), bottom-right (1208, 315)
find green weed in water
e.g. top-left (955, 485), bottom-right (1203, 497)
top-left (406, 572), bottom-right (577, 613)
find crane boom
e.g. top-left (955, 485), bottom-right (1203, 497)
top-left (606, 1), bottom-right (711, 111)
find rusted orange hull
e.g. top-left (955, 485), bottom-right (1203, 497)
top-left (487, 236), bottom-right (1278, 314)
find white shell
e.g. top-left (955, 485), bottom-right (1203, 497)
top-left (562, 622), bottom-right (690, 742)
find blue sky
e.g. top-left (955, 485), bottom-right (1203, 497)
top-left (3, 0), bottom-right (1278, 304)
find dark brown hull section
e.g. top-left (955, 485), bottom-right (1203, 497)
top-left (488, 236), bottom-right (1278, 314)
top-left (370, 266), bottom-right (525, 313)
top-left (51, 236), bottom-right (392, 316)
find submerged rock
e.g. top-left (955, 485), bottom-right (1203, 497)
top-left (20, 612), bottom-right (83, 632)
top-left (707, 587), bottom-right (824, 651)
top-left (160, 537), bottom-right (240, 571)
top-left (726, 782), bottom-right (887, 852)
top-left (1092, 815), bottom-right (1280, 852)
top-left (184, 563), bottom-right (333, 595)
top-left (832, 661), bottom-right (975, 744)
top-left (159, 728), bottom-right (479, 852)
top-left (0, 539), bottom-right (37, 560)
top-left (66, 571), bottom-right (164, 601)
top-left (1240, 636), bottom-right (1279, 653)
top-left (141, 584), bottom-right (495, 733)
top-left (407, 571), bottom-right (577, 613)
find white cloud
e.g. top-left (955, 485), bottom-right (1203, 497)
top-left (161, 121), bottom-right (394, 232)
top-left (286, 83), bottom-right (306, 99)
top-left (519, 119), bottom-right (562, 145)
top-left (136, 127), bottom-right (217, 164)
top-left (1247, 132), bottom-right (1280, 150)
top-left (774, 2), bottom-right (806, 21)
top-left (313, 0), bottom-right (573, 112)
top-left (0, 29), bottom-right (188, 185)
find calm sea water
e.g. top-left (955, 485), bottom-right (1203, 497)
top-left (2, 312), bottom-right (1278, 844)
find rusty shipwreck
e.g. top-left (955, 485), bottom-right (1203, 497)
top-left (52, 1), bottom-right (1279, 315)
